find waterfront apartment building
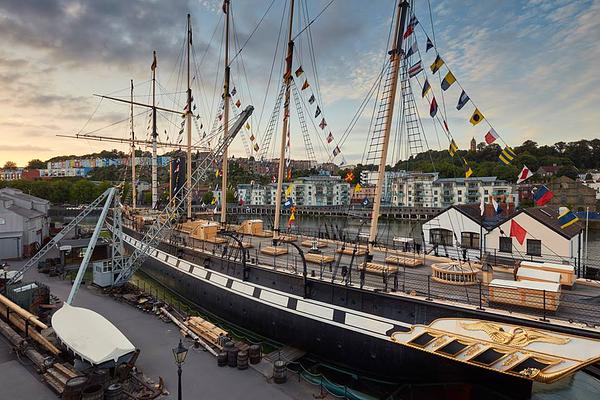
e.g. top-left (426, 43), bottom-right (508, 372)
top-left (391, 173), bottom-right (515, 208)
top-left (237, 173), bottom-right (350, 206)
top-left (361, 170), bottom-right (408, 204)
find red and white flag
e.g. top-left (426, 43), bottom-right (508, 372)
top-left (516, 165), bottom-right (533, 184)
top-left (484, 128), bottom-right (499, 144)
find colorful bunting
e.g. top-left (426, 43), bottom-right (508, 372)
top-left (403, 24), bottom-right (414, 39)
top-left (517, 165), bottom-right (533, 184)
top-left (301, 79), bottom-right (310, 90)
top-left (441, 71), bottom-right (456, 91)
top-left (465, 165), bottom-right (473, 178)
top-left (326, 132), bottom-right (334, 143)
top-left (333, 146), bottom-right (341, 156)
top-left (250, 134), bottom-right (255, 141)
top-left (456, 91), bottom-right (470, 110)
top-left (448, 139), bottom-right (458, 157)
top-left (406, 42), bottom-right (417, 58)
top-left (426, 37), bottom-right (434, 52)
top-left (430, 55), bottom-right (444, 74)
top-left (245, 122), bottom-right (250, 130)
top-left (319, 118), bottom-right (327, 130)
top-left (235, 99), bottom-right (241, 108)
top-left (469, 108), bottom-right (484, 126)
top-left (288, 212), bottom-right (296, 226)
top-left (308, 94), bottom-right (315, 104)
top-left (422, 79), bottom-right (431, 97)
top-left (315, 106), bottom-right (321, 118)
top-left (253, 143), bottom-right (259, 152)
top-left (510, 220), bottom-right (527, 245)
top-left (283, 197), bottom-right (293, 209)
top-left (484, 128), bottom-right (499, 144)
top-left (558, 207), bottom-right (579, 229)
top-left (344, 171), bottom-right (354, 183)
top-left (354, 183), bottom-right (362, 193)
top-left (408, 61), bottom-right (423, 77)
top-left (294, 66), bottom-right (304, 77)
top-left (492, 198), bottom-right (503, 214)
top-left (429, 97), bottom-right (438, 117)
top-left (534, 185), bottom-right (554, 206)
top-left (499, 146), bottom-right (516, 165)
top-left (362, 197), bottom-right (370, 206)
top-left (231, 87), bottom-right (237, 96)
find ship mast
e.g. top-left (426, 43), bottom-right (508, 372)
top-left (368, 1), bottom-right (409, 248)
top-left (130, 80), bottom-right (136, 209)
top-left (151, 51), bottom-right (158, 209)
top-left (186, 13), bottom-right (193, 220)
top-left (273, 0), bottom-right (295, 240)
top-left (221, 0), bottom-right (231, 225)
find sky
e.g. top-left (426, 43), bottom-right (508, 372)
top-left (0, 0), bottom-right (599, 168)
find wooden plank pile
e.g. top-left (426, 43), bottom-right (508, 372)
top-left (304, 253), bottom-right (335, 265)
top-left (43, 363), bottom-right (79, 395)
top-left (185, 316), bottom-right (229, 350)
top-left (360, 262), bottom-right (398, 274)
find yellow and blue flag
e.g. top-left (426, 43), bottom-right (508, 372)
top-left (558, 207), bottom-right (579, 229)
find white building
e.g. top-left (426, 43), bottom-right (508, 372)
top-left (362, 170), bottom-right (409, 204)
top-left (237, 172), bottom-right (350, 206)
top-left (422, 204), bottom-right (583, 267)
top-left (0, 188), bottom-right (50, 259)
top-left (391, 174), bottom-right (515, 208)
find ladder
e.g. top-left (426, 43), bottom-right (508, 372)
top-left (400, 58), bottom-right (425, 157)
top-left (228, 98), bottom-right (253, 158)
top-left (258, 83), bottom-right (286, 161)
top-left (291, 82), bottom-right (317, 167)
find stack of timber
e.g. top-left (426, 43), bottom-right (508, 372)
top-left (336, 245), bottom-right (367, 256)
top-left (43, 363), bottom-right (80, 395)
top-left (360, 262), bottom-right (398, 274)
top-left (385, 251), bottom-right (424, 267)
top-left (304, 253), bottom-right (335, 265)
top-left (261, 246), bottom-right (288, 256)
top-left (185, 316), bottom-right (229, 351)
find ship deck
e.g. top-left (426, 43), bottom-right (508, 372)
top-left (129, 221), bottom-right (600, 334)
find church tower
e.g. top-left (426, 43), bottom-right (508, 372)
top-left (470, 137), bottom-right (477, 152)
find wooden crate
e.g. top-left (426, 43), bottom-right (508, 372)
top-left (304, 253), bottom-right (335, 264)
top-left (238, 219), bottom-right (264, 235)
top-left (278, 234), bottom-right (297, 242)
top-left (517, 267), bottom-right (561, 284)
top-left (520, 261), bottom-right (575, 287)
top-left (488, 279), bottom-right (560, 311)
top-left (185, 316), bottom-right (228, 349)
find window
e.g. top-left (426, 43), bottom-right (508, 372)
top-left (461, 232), bottom-right (480, 249)
top-left (499, 237), bottom-right (512, 253)
top-left (484, 190), bottom-right (489, 195)
top-left (527, 239), bottom-right (542, 257)
top-left (430, 228), bottom-right (453, 246)
top-left (458, 190), bottom-right (462, 195)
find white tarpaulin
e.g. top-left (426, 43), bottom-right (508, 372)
top-left (52, 303), bottom-right (135, 365)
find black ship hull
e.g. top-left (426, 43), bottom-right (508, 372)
top-left (122, 228), bottom-right (543, 398)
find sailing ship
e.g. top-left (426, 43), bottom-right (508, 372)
top-left (68, 1), bottom-right (600, 398)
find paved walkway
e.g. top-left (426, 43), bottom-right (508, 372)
top-left (0, 264), bottom-right (316, 400)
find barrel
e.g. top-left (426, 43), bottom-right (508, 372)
top-left (227, 347), bottom-right (239, 368)
top-left (249, 344), bottom-right (261, 364)
top-left (90, 369), bottom-right (109, 388)
top-left (223, 340), bottom-right (234, 350)
top-left (81, 384), bottom-right (104, 400)
top-left (273, 360), bottom-right (287, 384)
top-left (237, 350), bottom-right (248, 370)
top-left (63, 376), bottom-right (88, 400)
top-left (217, 351), bottom-right (228, 367)
top-left (104, 384), bottom-right (123, 400)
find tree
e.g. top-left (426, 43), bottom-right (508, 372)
top-left (3, 161), bottom-right (17, 169)
top-left (27, 159), bottom-right (46, 169)
top-left (202, 191), bottom-right (215, 205)
top-left (556, 165), bottom-right (578, 180)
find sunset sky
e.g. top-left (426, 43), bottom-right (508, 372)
top-left (1, 0), bottom-right (599, 168)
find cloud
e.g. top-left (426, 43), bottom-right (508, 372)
top-left (0, 144), bottom-right (54, 152)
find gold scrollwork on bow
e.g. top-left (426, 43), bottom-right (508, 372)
top-left (461, 321), bottom-right (570, 347)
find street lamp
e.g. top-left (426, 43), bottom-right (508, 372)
top-left (172, 339), bottom-right (189, 400)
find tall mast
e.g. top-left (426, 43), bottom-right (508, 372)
top-left (130, 79), bottom-right (136, 209)
top-left (368, 1), bottom-right (409, 248)
top-left (186, 14), bottom-right (193, 220)
top-left (221, 0), bottom-right (231, 225)
top-left (273, 0), bottom-right (295, 240)
top-left (151, 51), bottom-right (158, 209)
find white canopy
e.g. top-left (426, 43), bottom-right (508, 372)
top-left (52, 303), bottom-right (135, 365)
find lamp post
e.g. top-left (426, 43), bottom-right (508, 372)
top-left (172, 339), bottom-right (189, 400)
